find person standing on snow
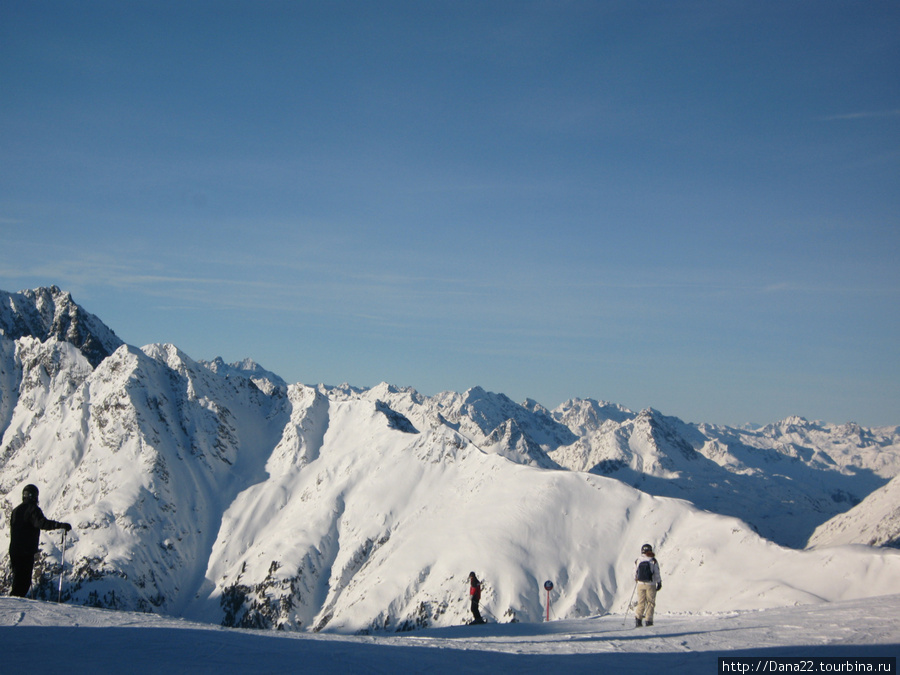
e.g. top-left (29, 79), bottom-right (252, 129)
top-left (8, 484), bottom-right (72, 598)
top-left (468, 571), bottom-right (484, 624)
top-left (634, 543), bottom-right (662, 627)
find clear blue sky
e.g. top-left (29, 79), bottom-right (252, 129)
top-left (2, 1), bottom-right (898, 426)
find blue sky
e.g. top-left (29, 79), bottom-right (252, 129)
top-left (2, 1), bottom-right (898, 426)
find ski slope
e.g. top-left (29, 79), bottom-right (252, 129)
top-left (1, 595), bottom-right (898, 674)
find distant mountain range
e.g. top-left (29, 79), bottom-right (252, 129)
top-left (2, 286), bottom-right (898, 632)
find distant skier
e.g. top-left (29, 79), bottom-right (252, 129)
top-left (633, 543), bottom-right (662, 627)
top-left (468, 571), bottom-right (484, 624)
top-left (8, 484), bottom-right (71, 598)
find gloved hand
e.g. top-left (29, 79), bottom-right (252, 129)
top-left (60, 522), bottom-right (72, 532)
top-left (656, 582), bottom-right (662, 592)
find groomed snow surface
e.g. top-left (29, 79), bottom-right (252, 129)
top-left (2, 594), bottom-right (898, 674)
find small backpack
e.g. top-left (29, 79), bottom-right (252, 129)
top-left (636, 559), bottom-right (654, 583)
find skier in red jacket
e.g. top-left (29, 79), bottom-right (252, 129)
top-left (468, 571), bottom-right (484, 624)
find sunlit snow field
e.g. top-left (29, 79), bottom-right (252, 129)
top-left (2, 594), bottom-right (898, 674)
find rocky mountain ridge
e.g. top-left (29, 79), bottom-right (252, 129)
top-left (0, 286), bottom-right (123, 367)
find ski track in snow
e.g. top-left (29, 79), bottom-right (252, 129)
top-left (1, 594), bottom-right (898, 674)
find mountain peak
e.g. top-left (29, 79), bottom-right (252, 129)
top-left (0, 286), bottom-right (123, 367)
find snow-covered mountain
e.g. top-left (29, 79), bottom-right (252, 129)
top-left (1, 286), bottom-right (899, 634)
top-left (807, 473), bottom-right (900, 549)
top-left (549, 404), bottom-right (900, 547)
top-left (0, 286), bottom-right (123, 367)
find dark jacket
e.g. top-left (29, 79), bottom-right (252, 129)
top-left (9, 501), bottom-right (66, 558)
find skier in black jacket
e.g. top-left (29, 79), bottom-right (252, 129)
top-left (8, 484), bottom-right (71, 598)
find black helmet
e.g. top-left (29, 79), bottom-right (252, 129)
top-left (22, 484), bottom-right (39, 502)
top-left (641, 543), bottom-right (653, 554)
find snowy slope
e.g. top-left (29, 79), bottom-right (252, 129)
top-left (2, 594), bottom-right (899, 674)
top-left (2, 286), bottom-right (900, 636)
top-left (807, 474), bottom-right (900, 549)
top-left (0, 338), bottom-right (289, 613)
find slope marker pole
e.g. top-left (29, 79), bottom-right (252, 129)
top-left (544, 580), bottom-right (554, 622)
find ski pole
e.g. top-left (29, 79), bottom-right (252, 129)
top-left (58, 529), bottom-right (67, 603)
top-left (622, 581), bottom-right (636, 627)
